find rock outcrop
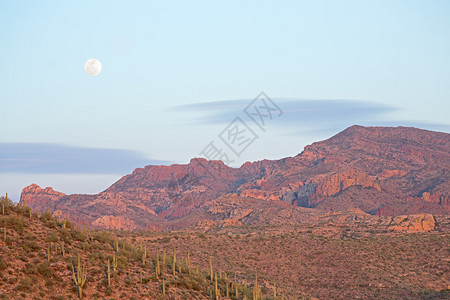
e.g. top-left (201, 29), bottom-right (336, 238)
top-left (92, 215), bottom-right (138, 231)
top-left (387, 214), bottom-right (436, 232)
top-left (20, 184), bottom-right (65, 210)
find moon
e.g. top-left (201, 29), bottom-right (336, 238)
top-left (84, 59), bottom-right (102, 76)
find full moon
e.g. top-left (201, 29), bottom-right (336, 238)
top-left (84, 59), bottom-right (102, 76)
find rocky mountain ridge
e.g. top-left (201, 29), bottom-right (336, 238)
top-left (20, 126), bottom-right (449, 230)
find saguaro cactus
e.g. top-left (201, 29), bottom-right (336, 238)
top-left (114, 239), bottom-right (119, 252)
top-left (107, 259), bottom-right (111, 286)
top-left (112, 254), bottom-right (118, 272)
top-left (215, 272), bottom-right (219, 300)
top-left (252, 275), bottom-right (261, 300)
top-left (162, 250), bottom-right (167, 267)
top-left (71, 256), bottom-right (87, 298)
top-left (210, 256), bottom-right (213, 281)
top-left (2, 228), bottom-right (6, 241)
top-left (172, 249), bottom-right (177, 275)
top-left (234, 272), bottom-right (238, 298)
top-left (187, 252), bottom-right (191, 275)
top-left (156, 252), bottom-right (161, 279)
top-left (61, 241), bottom-right (65, 257)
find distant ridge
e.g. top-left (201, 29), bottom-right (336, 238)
top-left (20, 126), bottom-right (449, 230)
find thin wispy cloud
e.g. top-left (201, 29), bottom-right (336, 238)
top-left (0, 143), bottom-right (170, 174)
top-left (174, 98), bottom-right (450, 134)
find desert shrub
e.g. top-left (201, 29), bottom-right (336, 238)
top-left (88, 251), bottom-right (104, 263)
top-left (37, 261), bottom-right (54, 278)
top-left (117, 255), bottom-right (129, 269)
top-left (7, 277), bottom-right (17, 285)
top-left (1, 215), bottom-right (26, 232)
top-left (70, 229), bottom-right (86, 242)
top-left (15, 277), bottom-right (33, 292)
top-left (24, 232), bottom-right (35, 240)
top-left (24, 263), bottom-right (38, 275)
top-left (46, 232), bottom-right (59, 243)
top-left (62, 219), bottom-right (74, 230)
top-left (18, 255), bottom-right (28, 262)
top-left (0, 196), bottom-right (14, 211)
top-left (60, 229), bottom-right (72, 244)
top-left (0, 257), bottom-right (7, 270)
top-left (40, 211), bottom-right (54, 222)
top-left (15, 205), bottom-right (32, 218)
top-left (41, 211), bottom-right (57, 228)
top-left (175, 276), bottom-right (203, 291)
top-left (93, 231), bottom-right (115, 245)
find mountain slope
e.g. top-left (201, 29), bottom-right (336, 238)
top-left (20, 126), bottom-right (449, 230)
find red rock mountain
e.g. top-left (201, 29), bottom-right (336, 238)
top-left (20, 126), bottom-right (449, 230)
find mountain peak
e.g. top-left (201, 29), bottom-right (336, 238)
top-left (20, 126), bottom-right (449, 230)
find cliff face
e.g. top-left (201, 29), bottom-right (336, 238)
top-left (20, 184), bottom-right (65, 210)
top-left (20, 126), bottom-right (450, 230)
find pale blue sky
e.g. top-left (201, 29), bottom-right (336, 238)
top-left (1, 0), bottom-right (449, 200)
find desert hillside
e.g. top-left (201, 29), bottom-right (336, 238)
top-left (1, 196), bottom-right (449, 299)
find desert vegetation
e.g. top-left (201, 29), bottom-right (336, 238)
top-left (1, 194), bottom-right (296, 299)
top-left (1, 194), bottom-right (449, 299)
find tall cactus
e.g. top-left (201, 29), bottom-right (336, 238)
top-left (215, 272), bottom-right (219, 300)
top-left (253, 275), bottom-right (261, 300)
top-left (114, 239), bottom-right (119, 252)
top-left (210, 256), bottom-right (213, 281)
top-left (172, 249), bottom-right (176, 275)
top-left (112, 254), bottom-right (118, 272)
top-left (162, 250), bottom-right (166, 267)
top-left (142, 244), bottom-right (147, 266)
top-left (61, 241), bottom-right (65, 257)
top-left (2, 227), bottom-right (6, 241)
top-left (234, 272), bottom-right (238, 299)
top-left (187, 252), bottom-right (191, 275)
top-left (71, 255), bottom-right (87, 298)
top-left (156, 251), bottom-right (160, 279)
top-left (47, 246), bottom-right (51, 262)
top-left (107, 259), bottom-right (111, 286)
